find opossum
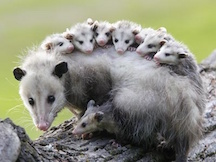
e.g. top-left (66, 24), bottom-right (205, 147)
top-left (72, 99), bottom-right (117, 135)
top-left (136, 27), bottom-right (174, 59)
top-left (63, 20), bottom-right (95, 54)
top-left (40, 33), bottom-right (74, 54)
top-left (13, 48), bottom-right (112, 131)
top-left (91, 20), bottom-right (113, 47)
top-left (109, 55), bottom-right (204, 161)
top-left (111, 20), bottom-right (141, 54)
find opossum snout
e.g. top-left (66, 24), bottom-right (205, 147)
top-left (37, 122), bottom-right (50, 131)
top-left (85, 49), bottom-right (93, 54)
top-left (67, 45), bottom-right (74, 53)
top-left (117, 49), bottom-right (124, 54)
top-left (98, 40), bottom-right (106, 46)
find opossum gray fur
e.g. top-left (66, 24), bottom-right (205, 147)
top-left (13, 47), bottom-right (113, 131)
top-left (72, 99), bottom-right (117, 135)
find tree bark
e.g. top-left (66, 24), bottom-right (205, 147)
top-left (1, 51), bottom-right (216, 162)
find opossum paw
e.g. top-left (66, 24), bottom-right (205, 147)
top-left (109, 139), bottom-right (121, 147)
top-left (127, 47), bottom-right (137, 52)
top-left (81, 133), bottom-right (93, 140)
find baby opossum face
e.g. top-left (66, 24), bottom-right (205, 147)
top-left (41, 35), bottom-right (74, 54)
top-left (72, 112), bottom-right (104, 135)
top-left (13, 62), bottom-right (68, 131)
top-left (112, 29), bottom-right (136, 54)
top-left (93, 23), bottom-right (112, 47)
top-left (72, 30), bottom-right (95, 54)
top-left (154, 43), bottom-right (187, 65)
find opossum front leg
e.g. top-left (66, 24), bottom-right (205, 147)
top-left (174, 137), bottom-right (189, 162)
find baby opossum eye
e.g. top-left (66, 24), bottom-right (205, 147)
top-left (47, 95), bottom-right (55, 104)
top-left (58, 42), bottom-right (64, 46)
top-left (95, 32), bottom-right (99, 37)
top-left (165, 53), bottom-right (171, 57)
top-left (147, 44), bottom-right (155, 48)
top-left (105, 32), bottom-right (110, 37)
top-left (81, 122), bottom-right (86, 128)
top-left (78, 40), bottom-right (83, 45)
top-left (28, 97), bottom-right (35, 106)
top-left (90, 39), bottom-right (93, 43)
top-left (114, 39), bottom-right (118, 43)
top-left (125, 40), bottom-right (130, 44)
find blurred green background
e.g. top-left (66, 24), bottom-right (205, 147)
top-left (0, 0), bottom-right (215, 139)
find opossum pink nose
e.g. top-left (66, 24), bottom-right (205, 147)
top-left (85, 49), bottom-right (93, 54)
top-left (67, 46), bottom-right (74, 53)
top-left (117, 49), bottom-right (124, 54)
top-left (154, 56), bottom-right (159, 62)
top-left (136, 49), bottom-right (142, 55)
top-left (37, 122), bottom-right (49, 131)
top-left (98, 40), bottom-right (105, 46)
top-left (135, 35), bottom-right (141, 41)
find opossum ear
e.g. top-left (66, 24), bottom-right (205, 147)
top-left (87, 18), bottom-right (94, 25)
top-left (13, 67), bottom-right (26, 81)
top-left (160, 40), bottom-right (167, 46)
top-left (87, 100), bottom-right (96, 108)
top-left (94, 112), bottom-right (104, 122)
top-left (110, 26), bottom-right (116, 32)
top-left (157, 27), bottom-right (167, 33)
top-left (178, 53), bottom-right (187, 59)
top-left (91, 21), bottom-right (99, 31)
top-left (45, 42), bottom-right (52, 50)
top-left (132, 28), bottom-right (140, 35)
top-left (53, 62), bottom-right (68, 78)
top-left (64, 33), bottom-right (73, 41)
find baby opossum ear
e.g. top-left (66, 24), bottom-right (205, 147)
top-left (87, 18), bottom-right (94, 25)
top-left (132, 28), bottom-right (141, 35)
top-left (45, 42), bottom-right (52, 50)
top-left (160, 40), bottom-right (167, 46)
top-left (178, 53), bottom-right (187, 59)
top-left (110, 26), bottom-right (116, 32)
top-left (53, 62), bottom-right (68, 78)
top-left (64, 33), bottom-right (73, 41)
top-left (157, 27), bottom-right (167, 33)
top-left (13, 67), bottom-right (26, 81)
top-left (91, 21), bottom-right (99, 31)
top-left (94, 112), bottom-right (104, 122)
top-left (87, 100), bottom-right (96, 108)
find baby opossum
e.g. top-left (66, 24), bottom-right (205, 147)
top-left (134, 27), bottom-right (155, 44)
top-left (91, 20), bottom-right (113, 47)
top-left (111, 20), bottom-right (141, 54)
top-left (136, 27), bottom-right (174, 59)
top-left (40, 33), bottom-right (74, 54)
top-left (153, 40), bottom-right (205, 113)
top-left (13, 48), bottom-right (112, 131)
top-left (63, 19), bottom-right (95, 54)
top-left (72, 99), bottom-right (117, 135)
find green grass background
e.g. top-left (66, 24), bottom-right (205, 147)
top-left (1, 0), bottom-right (215, 139)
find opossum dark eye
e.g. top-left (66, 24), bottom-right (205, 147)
top-left (125, 40), bottom-right (129, 44)
top-left (105, 32), bottom-right (110, 37)
top-left (90, 39), bottom-right (93, 43)
top-left (165, 53), bottom-right (171, 57)
top-left (95, 32), bottom-right (99, 37)
top-left (58, 42), bottom-right (64, 46)
top-left (28, 98), bottom-right (35, 106)
top-left (114, 39), bottom-right (118, 43)
top-left (47, 95), bottom-right (55, 104)
top-left (81, 122), bottom-right (86, 128)
top-left (148, 44), bottom-right (155, 48)
top-left (78, 40), bottom-right (83, 45)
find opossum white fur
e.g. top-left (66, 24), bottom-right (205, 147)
top-left (111, 20), bottom-right (141, 54)
top-left (136, 27), bottom-right (174, 58)
top-left (135, 27), bottom-right (155, 44)
top-left (110, 58), bottom-right (204, 161)
top-left (64, 20), bottom-right (95, 54)
top-left (91, 20), bottom-right (113, 47)
top-left (72, 100), bottom-right (117, 135)
top-left (40, 33), bottom-right (74, 54)
top-left (13, 47), bottom-right (113, 131)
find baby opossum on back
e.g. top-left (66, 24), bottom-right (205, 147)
top-left (13, 48), bottom-right (112, 131)
top-left (111, 20), bottom-right (141, 54)
top-left (40, 33), bottom-right (74, 54)
top-left (91, 20), bottom-right (113, 47)
top-left (63, 19), bottom-right (95, 54)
